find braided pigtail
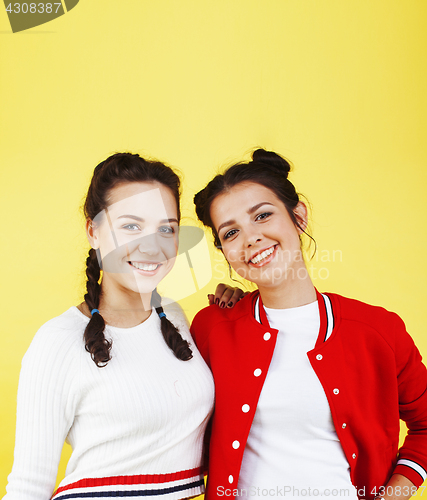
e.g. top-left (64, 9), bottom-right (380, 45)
top-left (151, 289), bottom-right (192, 361)
top-left (83, 152), bottom-right (182, 367)
top-left (83, 248), bottom-right (112, 367)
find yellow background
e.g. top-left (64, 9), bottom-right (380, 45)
top-left (1, 0), bottom-right (426, 493)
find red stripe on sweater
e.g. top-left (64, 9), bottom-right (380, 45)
top-left (52, 467), bottom-right (202, 496)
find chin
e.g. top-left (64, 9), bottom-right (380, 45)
top-left (134, 282), bottom-right (163, 296)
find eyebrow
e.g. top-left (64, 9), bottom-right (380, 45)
top-left (117, 215), bottom-right (179, 224)
top-left (217, 202), bottom-right (274, 233)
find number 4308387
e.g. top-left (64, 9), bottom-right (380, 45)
top-left (5, 3), bottom-right (62, 14)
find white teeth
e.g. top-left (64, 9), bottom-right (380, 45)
top-left (130, 261), bottom-right (159, 271)
top-left (250, 246), bottom-right (275, 264)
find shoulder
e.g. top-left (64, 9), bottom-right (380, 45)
top-left (328, 292), bottom-right (402, 324)
top-left (326, 292), bottom-right (408, 347)
top-left (32, 306), bottom-right (88, 340)
top-left (18, 308), bottom-right (87, 397)
top-left (191, 292), bottom-right (255, 347)
top-left (162, 299), bottom-right (190, 328)
top-left (23, 307), bottom-right (87, 365)
top-left (192, 291), bottom-right (254, 327)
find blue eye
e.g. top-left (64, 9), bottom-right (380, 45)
top-left (256, 212), bottom-right (272, 221)
top-left (123, 223), bottom-right (140, 231)
top-left (159, 226), bottom-right (175, 235)
top-left (223, 229), bottom-right (238, 240)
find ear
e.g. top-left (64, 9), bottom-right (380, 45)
top-left (85, 219), bottom-right (100, 249)
top-left (293, 202), bottom-right (308, 234)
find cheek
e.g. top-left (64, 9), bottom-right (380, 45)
top-left (98, 235), bottom-right (143, 270)
top-left (160, 237), bottom-right (178, 260)
top-left (274, 219), bottom-right (299, 241)
top-left (99, 246), bottom-right (130, 273)
top-left (222, 243), bottom-right (242, 265)
top-left (122, 237), bottom-right (142, 256)
top-left (98, 228), bottom-right (141, 259)
top-left (97, 227), bottom-right (118, 254)
top-left (98, 241), bottom-right (121, 262)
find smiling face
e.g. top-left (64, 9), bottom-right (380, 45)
top-left (87, 181), bottom-right (179, 300)
top-left (210, 181), bottom-right (308, 293)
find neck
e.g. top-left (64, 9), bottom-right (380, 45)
top-left (97, 278), bottom-right (153, 328)
top-left (258, 264), bottom-right (317, 309)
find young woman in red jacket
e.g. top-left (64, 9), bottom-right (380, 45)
top-left (191, 149), bottom-right (427, 500)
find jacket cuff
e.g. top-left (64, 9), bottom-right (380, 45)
top-left (394, 459), bottom-right (427, 488)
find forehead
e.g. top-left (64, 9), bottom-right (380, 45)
top-left (211, 182), bottom-right (280, 218)
top-left (94, 182), bottom-right (178, 227)
top-left (95, 181), bottom-right (178, 224)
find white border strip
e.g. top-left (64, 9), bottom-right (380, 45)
top-left (254, 297), bottom-right (261, 323)
top-left (321, 294), bottom-right (334, 341)
top-left (397, 459), bottom-right (427, 481)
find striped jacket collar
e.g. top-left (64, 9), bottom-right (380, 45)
top-left (252, 289), bottom-right (335, 345)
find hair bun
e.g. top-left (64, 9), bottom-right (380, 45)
top-left (193, 187), bottom-right (209, 224)
top-left (193, 189), bottom-right (207, 211)
top-left (251, 149), bottom-right (291, 177)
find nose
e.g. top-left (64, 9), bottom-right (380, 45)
top-left (138, 233), bottom-right (161, 256)
top-left (245, 229), bottom-right (262, 247)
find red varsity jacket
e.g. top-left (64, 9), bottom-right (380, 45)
top-left (190, 290), bottom-right (427, 499)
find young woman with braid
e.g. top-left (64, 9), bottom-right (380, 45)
top-left (4, 152), bottom-right (242, 500)
top-left (191, 149), bottom-right (427, 500)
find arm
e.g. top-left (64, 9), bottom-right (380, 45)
top-left (388, 314), bottom-right (427, 492)
top-left (4, 323), bottom-right (78, 500)
top-left (190, 307), bottom-right (211, 366)
top-left (190, 309), bottom-right (215, 476)
top-left (201, 415), bottom-right (213, 476)
top-left (375, 474), bottom-right (417, 500)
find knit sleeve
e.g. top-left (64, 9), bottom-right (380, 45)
top-left (163, 299), bottom-right (190, 330)
top-left (4, 318), bottom-right (81, 500)
top-left (392, 314), bottom-right (427, 487)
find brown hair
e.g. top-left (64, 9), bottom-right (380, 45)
top-left (83, 152), bottom-right (192, 367)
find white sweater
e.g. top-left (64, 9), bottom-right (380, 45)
top-left (4, 303), bottom-right (214, 500)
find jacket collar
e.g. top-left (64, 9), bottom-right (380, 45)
top-left (251, 289), bottom-right (335, 347)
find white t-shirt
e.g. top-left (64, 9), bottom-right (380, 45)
top-left (237, 301), bottom-right (358, 500)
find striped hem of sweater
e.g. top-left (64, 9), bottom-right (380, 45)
top-left (51, 467), bottom-right (204, 500)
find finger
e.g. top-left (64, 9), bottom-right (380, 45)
top-left (218, 287), bottom-right (236, 308)
top-left (214, 283), bottom-right (228, 305)
top-left (207, 294), bottom-right (215, 306)
top-left (226, 288), bottom-right (246, 308)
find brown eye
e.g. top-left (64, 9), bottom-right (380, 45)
top-left (223, 229), bottom-right (238, 240)
top-left (255, 212), bottom-right (272, 221)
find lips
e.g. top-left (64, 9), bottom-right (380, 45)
top-left (248, 245), bottom-right (277, 266)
